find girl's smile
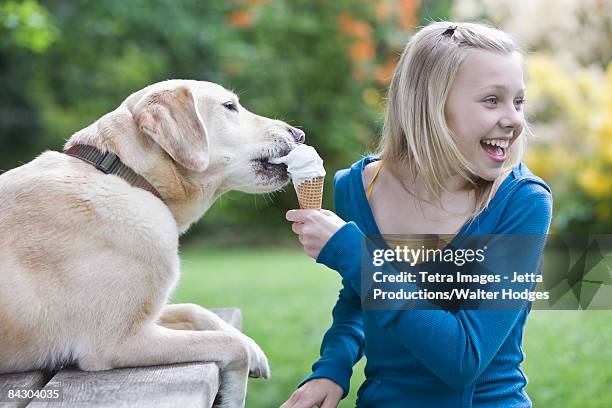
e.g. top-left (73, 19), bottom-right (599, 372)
top-left (481, 137), bottom-right (510, 162)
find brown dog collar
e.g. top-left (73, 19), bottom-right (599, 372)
top-left (64, 144), bottom-right (162, 200)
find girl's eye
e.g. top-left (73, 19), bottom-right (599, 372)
top-left (514, 98), bottom-right (526, 107)
top-left (483, 96), bottom-right (498, 105)
top-left (223, 101), bottom-right (238, 112)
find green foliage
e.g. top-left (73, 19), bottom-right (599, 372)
top-left (0, 0), bottom-right (58, 168)
top-left (0, 0), bottom-right (58, 52)
top-left (418, 0), bottom-right (454, 22)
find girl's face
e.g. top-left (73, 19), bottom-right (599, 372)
top-left (445, 50), bottom-right (525, 181)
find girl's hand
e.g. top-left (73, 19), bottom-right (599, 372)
top-left (280, 378), bottom-right (344, 408)
top-left (286, 209), bottom-right (346, 259)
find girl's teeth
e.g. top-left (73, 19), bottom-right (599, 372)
top-left (481, 139), bottom-right (509, 148)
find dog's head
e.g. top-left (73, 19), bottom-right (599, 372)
top-left (63, 79), bottom-right (305, 232)
top-left (124, 80), bottom-right (303, 195)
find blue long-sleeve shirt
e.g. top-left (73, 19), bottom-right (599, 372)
top-left (300, 156), bottom-right (553, 407)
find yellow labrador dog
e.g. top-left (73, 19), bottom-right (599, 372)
top-left (0, 79), bottom-right (304, 407)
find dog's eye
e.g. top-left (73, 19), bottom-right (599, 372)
top-left (222, 101), bottom-right (238, 112)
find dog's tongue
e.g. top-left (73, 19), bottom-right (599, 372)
top-left (270, 145), bottom-right (325, 185)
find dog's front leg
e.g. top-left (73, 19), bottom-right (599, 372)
top-left (158, 303), bottom-right (270, 379)
top-left (158, 303), bottom-right (239, 331)
top-left (80, 323), bottom-right (250, 408)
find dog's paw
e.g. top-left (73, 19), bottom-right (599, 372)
top-left (245, 337), bottom-right (270, 379)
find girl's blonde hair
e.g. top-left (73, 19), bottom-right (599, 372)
top-left (377, 21), bottom-right (529, 220)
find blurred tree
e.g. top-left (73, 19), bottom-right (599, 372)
top-left (525, 57), bottom-right (612, 233)
top-left (0, 0), bottom-right (57, 169)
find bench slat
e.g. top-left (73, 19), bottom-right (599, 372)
top-left (0, 371), bottom-right (49, 408)
top-left (29, 362), bottom-right (219, 408)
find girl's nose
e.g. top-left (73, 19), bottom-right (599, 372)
top-left (499, 105), bottom-right (523, 130)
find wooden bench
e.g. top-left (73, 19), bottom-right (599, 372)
top-left (0, 308), bottom-right (242, 408)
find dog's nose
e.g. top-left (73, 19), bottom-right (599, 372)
top-left (288, 127), bottom-right (305, 144)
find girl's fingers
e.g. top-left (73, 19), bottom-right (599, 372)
top-left (321, 397), bottom-right (340, 408)
top-left (292, 222), bottom-right (304, 235)
top-left (286, 209), bottom-right (308, 222)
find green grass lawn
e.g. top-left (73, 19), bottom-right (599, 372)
top-left (173, 246), bottom-right (612, 408)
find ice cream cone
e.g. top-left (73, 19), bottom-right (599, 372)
top-left (296, 176), bottom-right (324, 209)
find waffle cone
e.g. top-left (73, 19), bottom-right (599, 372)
top-left (295, 176), bottom-right (324, 209)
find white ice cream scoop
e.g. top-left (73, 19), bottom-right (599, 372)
top-left (269, 145), bottom-right (326, 187)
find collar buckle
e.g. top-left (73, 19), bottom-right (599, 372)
top-left (95, 152), bottom-right (119, 174)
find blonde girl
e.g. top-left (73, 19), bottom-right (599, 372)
top-left (282, 21), bottom-right (552, 408)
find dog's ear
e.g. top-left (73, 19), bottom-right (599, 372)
top-left (132, 86), bottom-right (209, 172)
